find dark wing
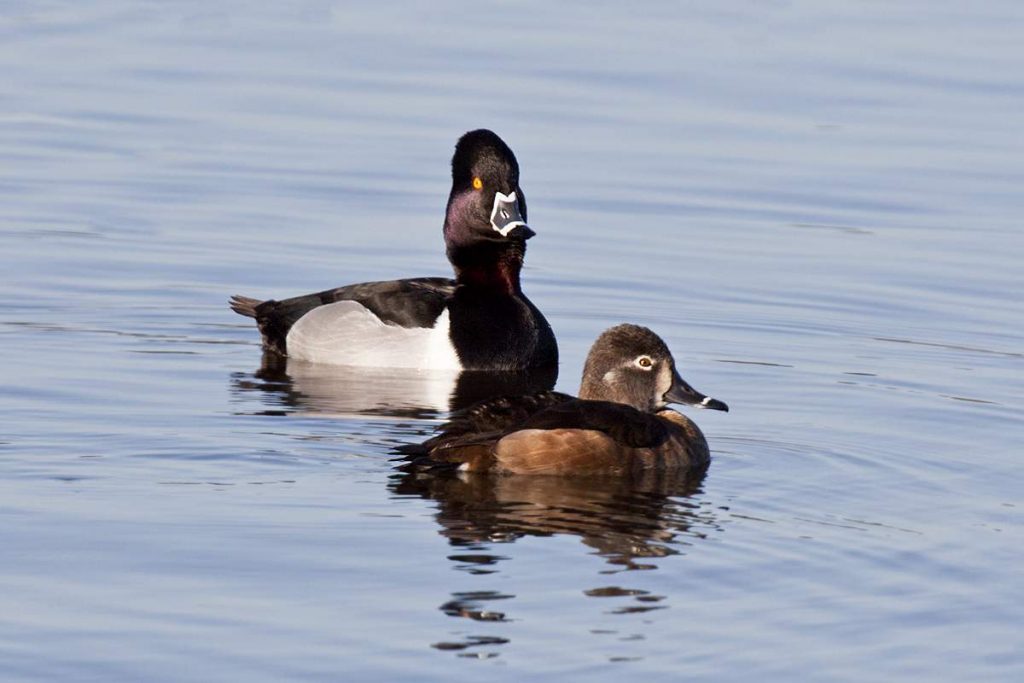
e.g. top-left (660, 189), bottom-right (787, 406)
top-left (519, 400), bottom-right (669, 448)
top-left (393, 390), bottom-right (574, 470)
top-left (440, 390), bottom-right (575, 441)
top-left (230, 277), bottom-right (455, 355)
top-left (329, 278), bottom-right (456, 327)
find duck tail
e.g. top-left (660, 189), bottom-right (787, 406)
top-left (392, 439), bottom-right (496, 474)
top-left (229, 295), bottom-right (262, 318)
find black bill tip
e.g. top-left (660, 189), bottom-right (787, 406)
top-left (699, 396), bottom-right (729, 412)
top-left (664, 370), bottom-right (729, 412)
top-left (512, 224), bottom-right (535, 240)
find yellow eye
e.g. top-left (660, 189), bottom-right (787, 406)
top-left (637, 356), bottom-right (652, 368)
top-left (472, 177), bottom-right (483, 190)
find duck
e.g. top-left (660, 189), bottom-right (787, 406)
top-left (396, 324), bottom-right (728, 476)
top-left (229, 129), bottom-right (558, 372)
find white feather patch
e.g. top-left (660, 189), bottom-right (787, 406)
top-left (285, 301), bottom-right (462, 370)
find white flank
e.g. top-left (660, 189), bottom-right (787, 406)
top-left (285, 301), bottom-right (462, 370)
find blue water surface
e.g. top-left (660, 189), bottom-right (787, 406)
top-left (1, 2), bottom-right (1022, 681)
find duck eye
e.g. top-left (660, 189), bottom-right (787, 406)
top-left (472, 177), bottom-right (483, 190)
top-left (636, 356), bottom-right (653, 369)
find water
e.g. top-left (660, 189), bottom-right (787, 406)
top-left (2, 2), bottom-right (1022, 680)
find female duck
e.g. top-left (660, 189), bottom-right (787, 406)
top-left (230, 130), bottom-right (557, 372)
top-left (399, 324), bottom-right (728, 475)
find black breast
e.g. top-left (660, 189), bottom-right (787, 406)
top-left (447, 287), bottom-right (557, 371)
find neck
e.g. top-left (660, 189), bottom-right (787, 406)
top-left (578, 375), bottom-right (652, 412)
top-left (448, 241), bottom-right (525, 294)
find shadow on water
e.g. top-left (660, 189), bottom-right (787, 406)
top-left (229, 351), bottom-right (558, 419)
top-left (390, 468), bottom-right (721, 655)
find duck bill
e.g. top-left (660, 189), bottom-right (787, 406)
top-left (664, 369), bottom-right (729, 412)
top-left (490, 191), bottom-right (532, 238)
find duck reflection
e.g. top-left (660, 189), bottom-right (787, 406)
top-left (230, 350), bottom-right (557, 419)
top-left (389, 468), bottom-right (721, 655)
top-left (391, 468), bottom-right (712, 571)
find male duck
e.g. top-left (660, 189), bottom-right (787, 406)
top-left (398, 324), bottom-right (728, 475)
top-left (230, 130), bottom-right (557, 372)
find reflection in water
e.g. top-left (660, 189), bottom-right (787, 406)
top-left (390, 469), bottom-right (721, 656)
top-left (229, 351), bottom-right (557, 419)
top-left (440, 591), bottom-right (514, 622)
top-left (231, 352), bottom-right (722, 658)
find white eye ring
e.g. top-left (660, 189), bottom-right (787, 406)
top-left (636, 356), bottom-right (653, 369)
